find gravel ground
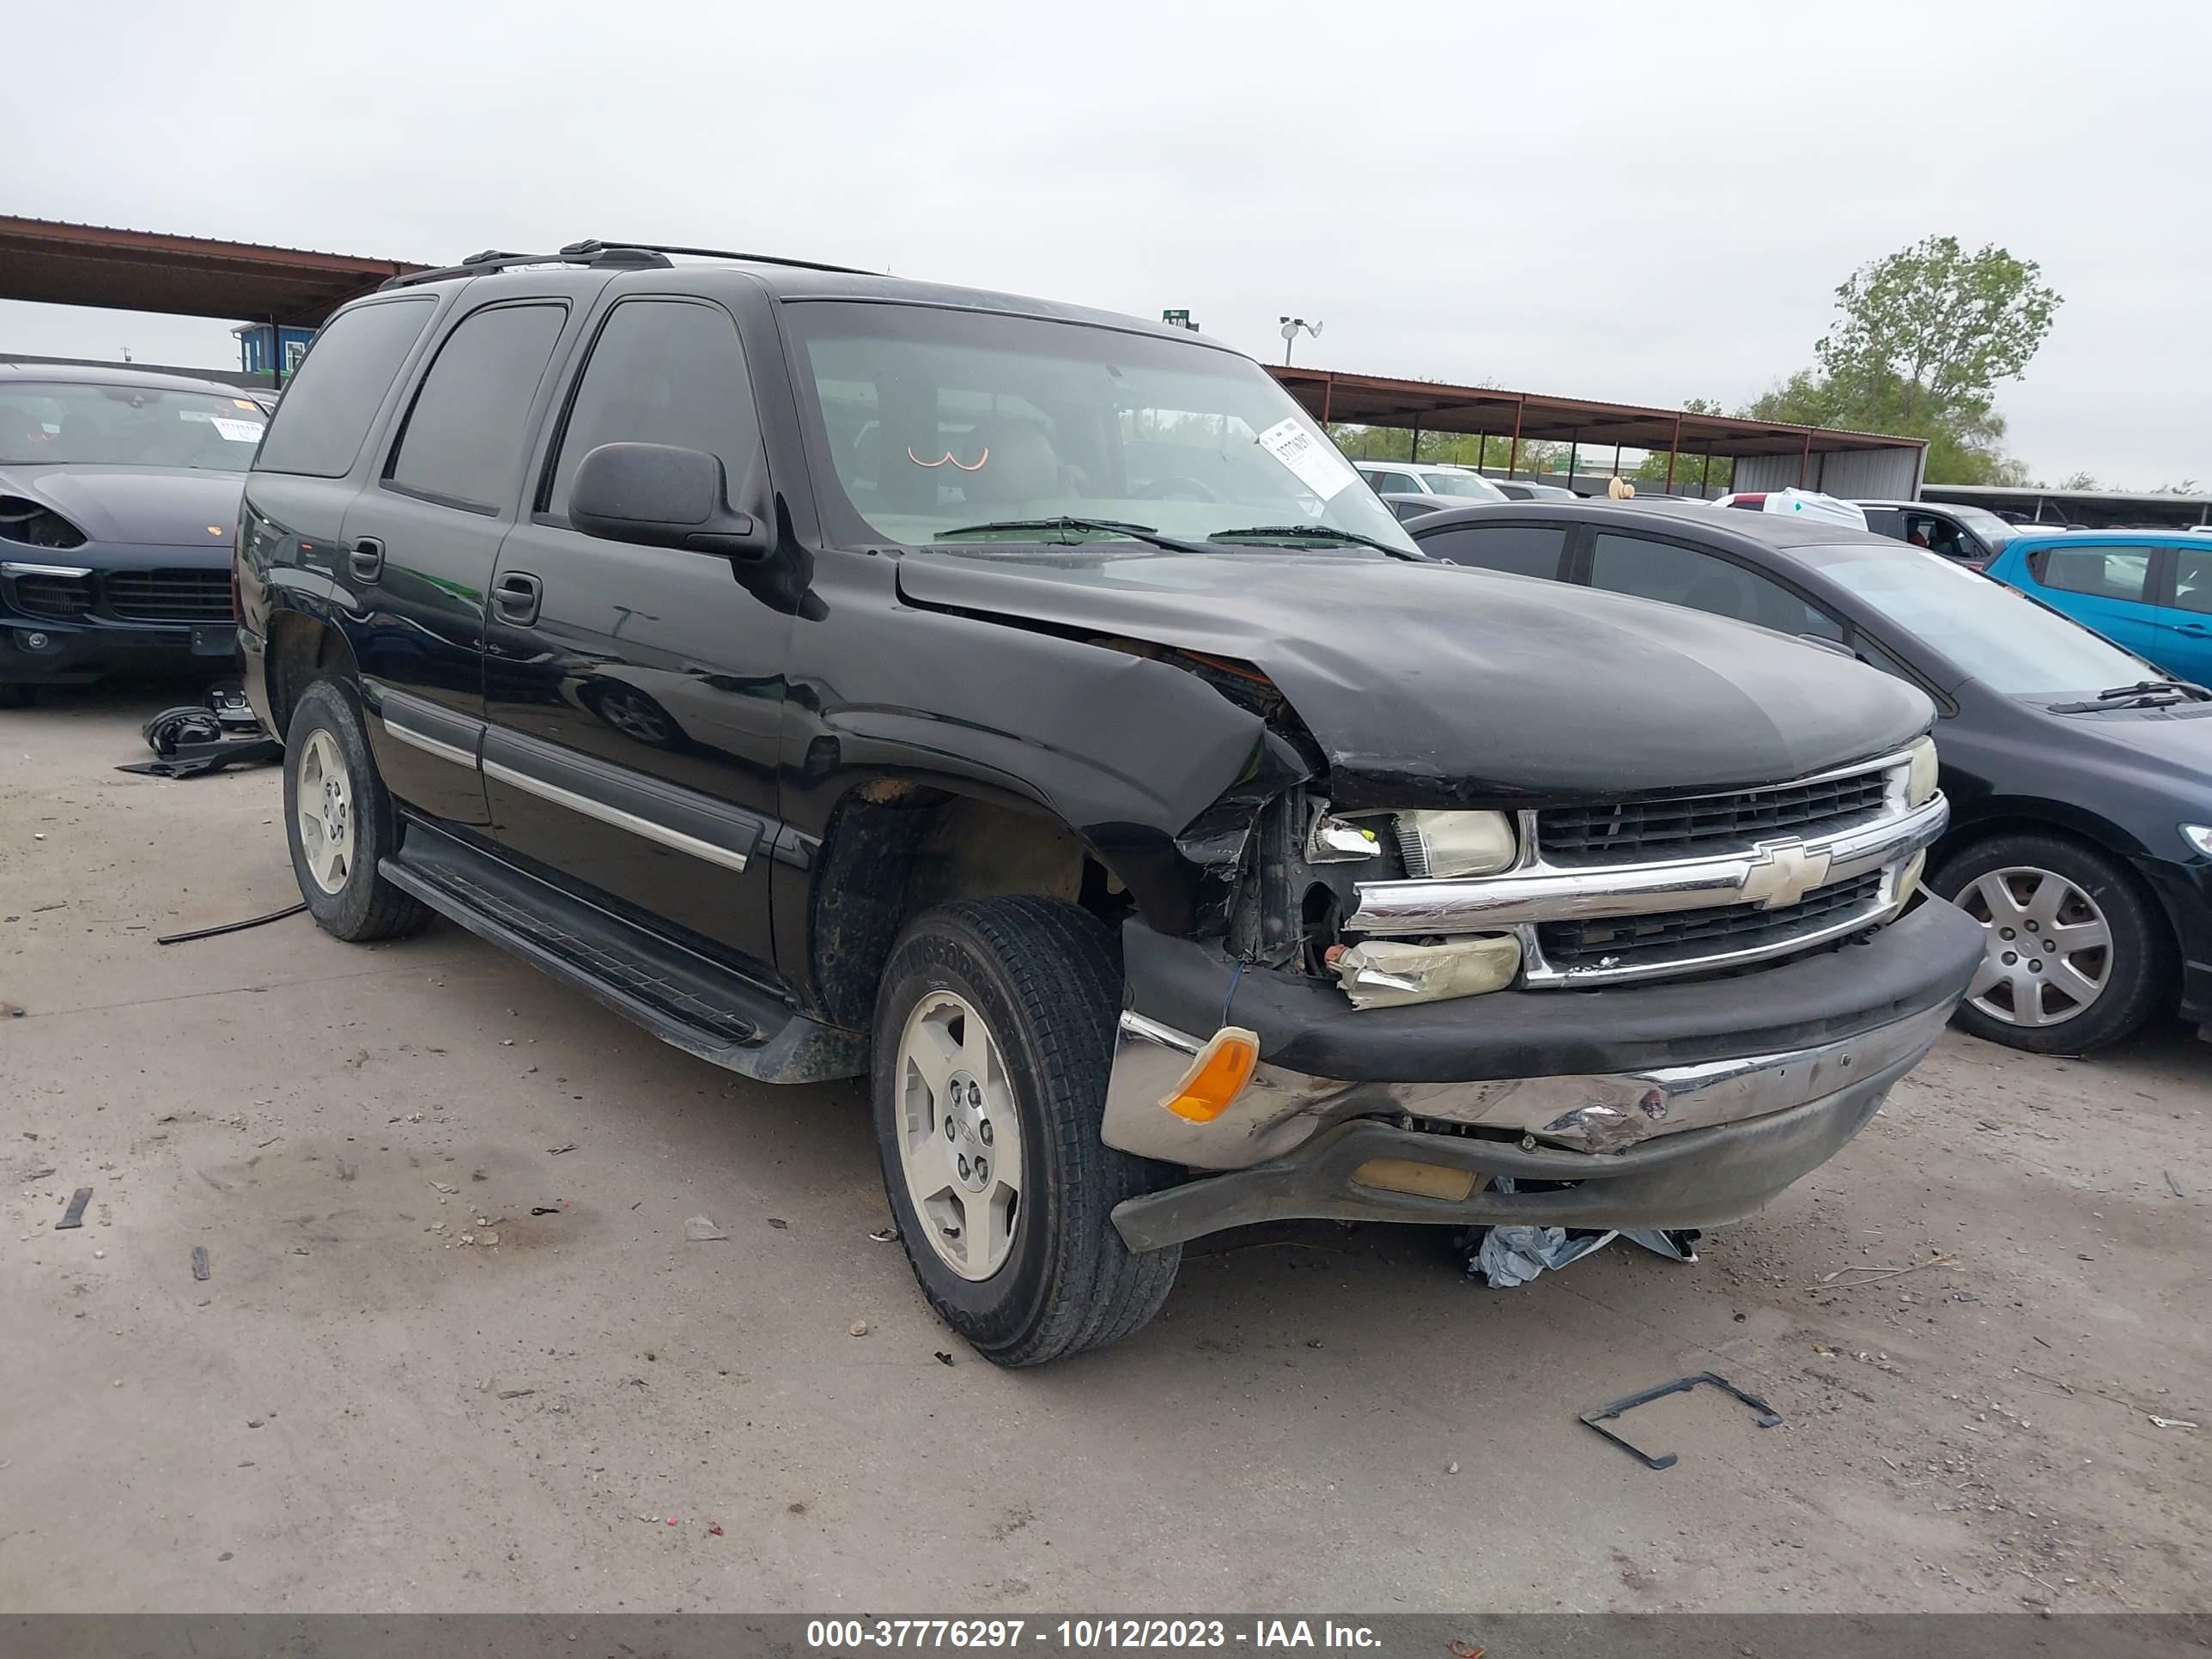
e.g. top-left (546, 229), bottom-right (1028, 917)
top-left (2, 685), bottom-right (2206, 1613)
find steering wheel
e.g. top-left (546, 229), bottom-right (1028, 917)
top-left (1132, 475), bottom-right (1221, 503)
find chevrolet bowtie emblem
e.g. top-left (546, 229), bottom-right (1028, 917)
top-left (1741, 840), bottom-right (1832, 909)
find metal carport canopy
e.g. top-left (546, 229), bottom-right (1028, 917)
top-left (1268, 364), bottom-right (1924, 462)
top-left (0, 216), bottom-right (427, 328)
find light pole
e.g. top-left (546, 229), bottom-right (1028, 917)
top-left (1279, 316), bottom-right (1322, 365)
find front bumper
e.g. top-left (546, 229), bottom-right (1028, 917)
top-left (1, 549), bottom-right (238, 684)
top-left (1102, 897), bottom-right (1984, 1246)
top-left (2132, 854), bottom-right (2212, 1027)
top-left (1110, 1035), bottom-right (1924, 1250)
top-left (0, 614), bottom-right (236, 684)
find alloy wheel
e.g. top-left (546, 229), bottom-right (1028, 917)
top-left (894, 990), bottom-right (1025, 1281)
top-left (295, 728), bottom-right (356, 896)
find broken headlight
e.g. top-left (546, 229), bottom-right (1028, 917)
top-left (1395, 809), bottom-right (1516, 879)
top-left (1329, 934), bottom-right (1521, 1010)
top-left (1905, 737), bottom-right (1939, 808)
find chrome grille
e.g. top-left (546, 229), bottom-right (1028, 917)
top-left (1535, 871), bottom-right (1883, 976)
top-left (103, 568), bottom-right (234, 623)
top-left (1538, 771), bottom-right (1890, 860)
top-left (11, 574), bottom-right (95, 619)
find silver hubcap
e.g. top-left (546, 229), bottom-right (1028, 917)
top-left (894, 991), bottom-right (1024, 1281)
top-left (295, 728), bottom-right (356, 896)
top-left (1958, 866), bottom-right (2112, 1027)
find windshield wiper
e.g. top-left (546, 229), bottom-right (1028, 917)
top-left (931, 516), bottom-right (1205, 552)
top-left (1206, 524), bottom-right (1425, 562)
top-left (2047, 678), bottom-right (2211, 713)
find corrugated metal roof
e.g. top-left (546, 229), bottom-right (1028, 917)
top-left (1269, 365), bottom-right (1924, 459)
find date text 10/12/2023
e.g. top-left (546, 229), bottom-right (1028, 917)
top-left (805, 1621), bottom-right (1395, 1652)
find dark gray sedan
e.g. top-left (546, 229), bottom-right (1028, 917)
top-left (0, 362), bottom-right (266, 703)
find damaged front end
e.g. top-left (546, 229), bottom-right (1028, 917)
top-left (1095, 721), bottom-right (1974, 1242)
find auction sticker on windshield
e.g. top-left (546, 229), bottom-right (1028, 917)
top-left (1255, 417), bottom-right (1357, 500)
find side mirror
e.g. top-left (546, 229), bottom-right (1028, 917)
top-left (568, 443), bottom-right (766, 560)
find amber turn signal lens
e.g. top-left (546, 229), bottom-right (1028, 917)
top-left (1161, 1028), bottom-right (1261, 1122)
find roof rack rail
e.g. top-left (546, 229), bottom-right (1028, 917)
top-left (377, 239), bottom-right (876, 292)
top-left (562, 239), bottom-right (875, 276)
top-left (377, 243), bottom-right (675, 290)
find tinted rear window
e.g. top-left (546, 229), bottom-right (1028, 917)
top-left (1419, 522), bottom-right (1568, 579)
top-left (252, 299), bottom-right (434, 477)
top-left (386, 303), bottom-right (567, 513)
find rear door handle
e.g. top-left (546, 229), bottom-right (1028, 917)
top-left (491, 570), bottom-right (543, 626)
top-left (348, 537), bottom-right (385, 582)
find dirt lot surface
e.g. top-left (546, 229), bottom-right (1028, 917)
top-left (3, 686), bottom-right (2207, 1614)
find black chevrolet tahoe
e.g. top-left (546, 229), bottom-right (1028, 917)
top-left (236, 240), bottom-right (1984, 1364)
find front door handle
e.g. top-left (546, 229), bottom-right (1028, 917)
top-left (348, 537), bottom-right (385, 582)
top-left (491, 570), bottom-right (543, 626)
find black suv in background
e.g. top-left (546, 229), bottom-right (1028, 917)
top-left (237, 240), bottom-right (1979, 1364)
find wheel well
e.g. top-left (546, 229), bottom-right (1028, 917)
top-left (265, 610), bottom-right (359, 739)
top-left (806, 783), bottom-right (1129, 1030)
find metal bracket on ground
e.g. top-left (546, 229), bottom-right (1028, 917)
top-left (1578, 1370), bottom-right (1782, 1469)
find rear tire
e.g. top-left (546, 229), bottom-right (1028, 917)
top-left (1929, 830), bottom-right (2170, 1054)
top-left (872, 896), bottom-right (1180, 1365)
top-left (283, 680), bottom-right (433, 943)
top-left (0, 683), bottom-right (39, 709)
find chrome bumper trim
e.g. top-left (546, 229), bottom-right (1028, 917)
top-left (1099, 1002), bottom-right (1951, 1170)
top-left (1347, 794), bottom-right (1948, 936)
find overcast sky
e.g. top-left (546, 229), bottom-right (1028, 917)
top-left (8, 0), bottom-right (2206, 487)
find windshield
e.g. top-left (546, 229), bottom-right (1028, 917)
top-left (783, 301), bottom-right (1418, 554)
top-left (1799, 541), bottom-right (2159, 696)
top-left (1415, 468), bottom-right (1506, 501)
top-left (1946, 504), bottom-right (2019, 544)
top-left (0, 381), bottom-right (268, 470)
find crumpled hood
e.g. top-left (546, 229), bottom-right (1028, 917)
top-left (896, 547), bottom-right (1934, 807)
top-left (0, 462), bottom-right (245, 550)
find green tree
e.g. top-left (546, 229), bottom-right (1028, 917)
top-left (1632, 398), bottom-right (1733, 492)
top-left (1746, 236), bottom-right (2063, 486)
top-left (1326, 423), bottom-right (1569, 477)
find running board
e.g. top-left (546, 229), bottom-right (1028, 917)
top-left (383, 818), bottom-right (865, 1085)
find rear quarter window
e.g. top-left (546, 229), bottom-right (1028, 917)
top-left (2032, 544), bottom-right (2154, 603)
top-left (252, 298), bottom-right (435, 478)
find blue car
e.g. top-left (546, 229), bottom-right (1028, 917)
top-left (1985, 531), bottom-right (2212, 683)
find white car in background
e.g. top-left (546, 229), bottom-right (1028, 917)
top-left (1352, 461), bottom-right (1508, 504)
top-left (1711, 487), bottom-right (1869, 531)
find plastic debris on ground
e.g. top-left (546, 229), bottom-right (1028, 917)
top-left (117, 686), bottom-right (283, 781)
top-left (1460, 1177), bottom-right (1698, 1286)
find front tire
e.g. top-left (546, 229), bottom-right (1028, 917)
top-left (872, 896), bottom-right (1180, 1365)
top-left (1929, 831), bottom-right (2170, 1054)
top-left (283, 680), bottom-right (433, 943)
